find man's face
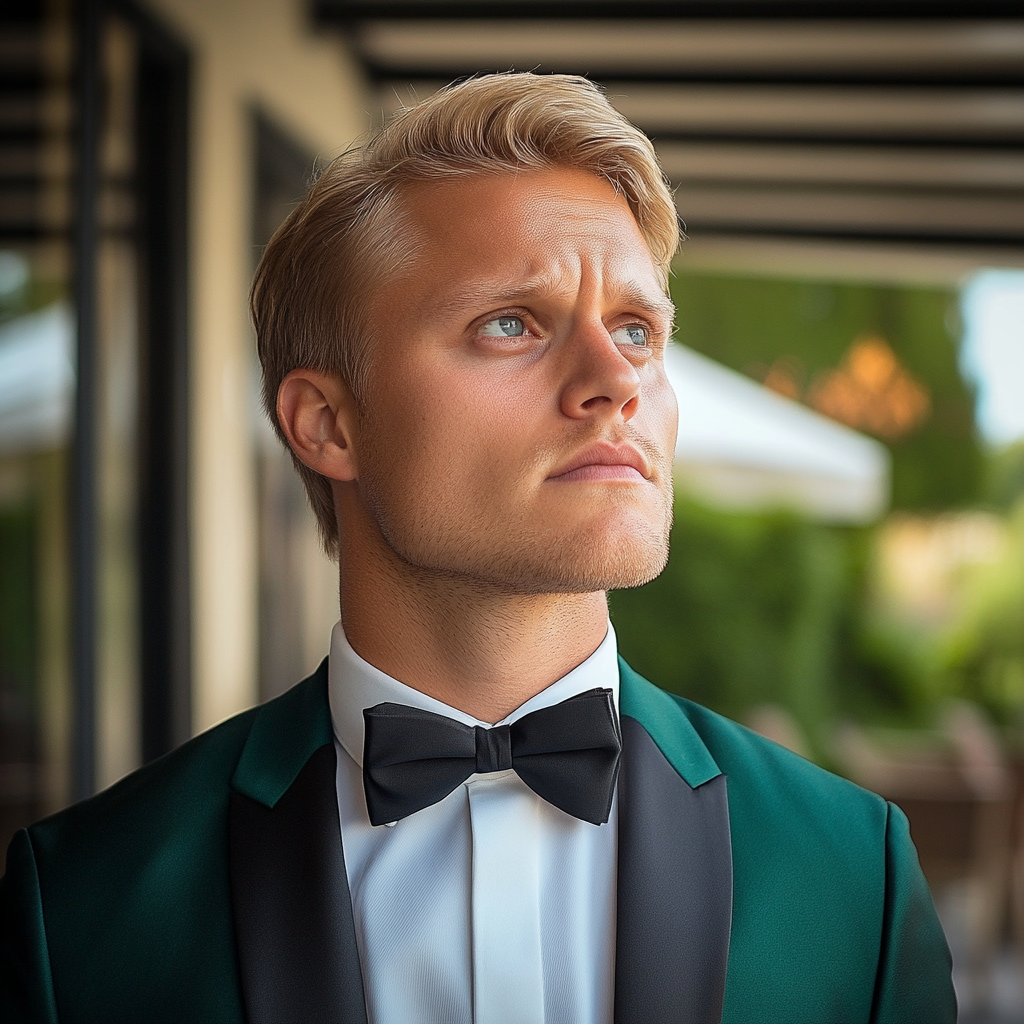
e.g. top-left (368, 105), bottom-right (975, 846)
top-left (350, 167), bottom-right (678, 595)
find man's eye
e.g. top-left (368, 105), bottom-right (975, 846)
top-left (611, 325), bottom-right (648, 347)
top-left (479, 316), bottom-right (526, 337)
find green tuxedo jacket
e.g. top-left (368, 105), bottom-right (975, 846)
top-left (1, 659), bottom-right (955, 1024)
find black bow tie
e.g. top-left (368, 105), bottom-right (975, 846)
top-left (361, 688), bottom-right (621, 827)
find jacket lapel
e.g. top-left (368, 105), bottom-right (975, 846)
top-left (616, 660), bottom-right (733, 1024)
top-left (228, 662), bottom-right (367, 1024)
top-left (225, 656), bottom-right (729, 1024)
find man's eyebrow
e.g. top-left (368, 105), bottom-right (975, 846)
top-left (608, 284), bottom-right (676, 326)
top-left (428, 278), bottom-right (676, 325)
top-left (426, 275), bottom-right (562, 319)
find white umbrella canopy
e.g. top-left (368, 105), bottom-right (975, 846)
top-left (664, 343), bottom-right (890, 524)
top-left (0, 302), bottom-right (74, 456)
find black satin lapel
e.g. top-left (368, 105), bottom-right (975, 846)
top-left (230, 743), bottom-right (367, 1024)
top-left (614, 716), bottom-right (732, 1024)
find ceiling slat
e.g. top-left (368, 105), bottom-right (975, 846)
top-left (329, 4), bottom-right (1024, 247)
top-left (655, 142), bottom-right (1024, 189)
top-left (674, 184), bottom-right (1024, 238)
top-left (358, 20), bottom-right (1024, 79)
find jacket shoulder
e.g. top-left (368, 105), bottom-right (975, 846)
top-left (673, 692), bottom-right (888, 835)
top-left (30, 699), bottom-right (257, 861)
top-left (620, 658), bottom-right (887, 837)
top-left (645, 687), bottom-right (952, 1023)
top-left (7, 663), bottom-right (329, 1024)
top-left (29, 658), bottom-right (330, 860)
top-left (666, 691), bottom-right (891, 928)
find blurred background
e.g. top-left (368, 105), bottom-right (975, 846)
top-left (0, 0), bottom-right (1021, 1017)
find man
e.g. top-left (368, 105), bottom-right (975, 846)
top-left (1, 74), bottom-right (954, 1024)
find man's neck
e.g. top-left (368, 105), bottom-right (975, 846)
top-left (337, 527), bottom-right (609, 724)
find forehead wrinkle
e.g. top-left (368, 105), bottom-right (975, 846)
top-left (424, 263), bottom-right (582, 321)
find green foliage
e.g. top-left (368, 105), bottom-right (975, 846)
top-left (939, 500), bottom-right (1024, 726)
top-left (984, 441), bottom-right (1024, 511)
top-left (608, 496), bottom-right (987, 762)
top-left (610, 499), bottom-right (866, 762)
top-left (670, 271), bottom-right (983, 510)
top-left (843, 611), bottom-right (940, 727)
top-left (612, 272), bottom-right (1012, 748)
top-left (0, 264), bottom-right (63, 329)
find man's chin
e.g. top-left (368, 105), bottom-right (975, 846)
top-left (552, 544), bottom-right (669, 594)
top-left (477, 529), bottom-right (670, 596)
top-left (373, 497), bottom-right (673, 596)
top-left (548, 507), bottom-right (672, 590)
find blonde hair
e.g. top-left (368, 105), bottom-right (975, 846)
top-left (251, 73), bottom-right (680, 556)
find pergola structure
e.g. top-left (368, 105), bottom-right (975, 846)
top-left (316, 0), bottom-right (1024, 260)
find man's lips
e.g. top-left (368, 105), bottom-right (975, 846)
top-left (547, 443), bottom-right (651, 483)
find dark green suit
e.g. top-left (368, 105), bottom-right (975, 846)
top-left (0, 659), bottom-right (955, 1023)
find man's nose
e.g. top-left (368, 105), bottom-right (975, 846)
top-left (558, 319), bottom-right (642, 422)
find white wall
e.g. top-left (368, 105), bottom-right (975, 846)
top-left (143, 0), bottom-right (368, 732)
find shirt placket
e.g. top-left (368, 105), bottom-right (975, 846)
top-left (467, 773), bottom-right (545, 1024)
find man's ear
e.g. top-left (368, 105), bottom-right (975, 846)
top-left (276, 369), bottom-right (359, 482)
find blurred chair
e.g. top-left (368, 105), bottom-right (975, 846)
top-left (746, 704), bottom-right (813, 761)
top-left (837, 703), bottom-right (1016, 1011)
top-left (1008, 749), bottom-right (1024, 960)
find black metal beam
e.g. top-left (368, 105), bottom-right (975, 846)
top-left (359, 64), bottom-right (1024, 88)
top-left (636, 133), bottom-right (1024, 150)
top-left (71, 0), bottom-right (102, 802)
top-left (316, 0), bottom-right (1024, 21)
top-left (117, 0), bottom-right (193, 762)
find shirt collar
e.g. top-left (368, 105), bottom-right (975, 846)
top-left (328, 620), bottom-right (620, 769)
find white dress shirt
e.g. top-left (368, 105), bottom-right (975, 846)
top-left (328, 620), bottom-right (620, 1024)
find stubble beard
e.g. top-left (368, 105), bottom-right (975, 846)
top-left (359, 460), bottom-right (675, 598)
